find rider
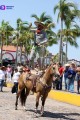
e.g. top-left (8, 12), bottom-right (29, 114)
top-left (29, 21), bottom-right (48, 62)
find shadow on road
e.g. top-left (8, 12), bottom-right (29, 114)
top-left (25, 109), bottom-right (80, 120)
top-left (44, 111), bottom-right (80, 120)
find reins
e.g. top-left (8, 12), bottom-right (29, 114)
top-left (37, 78), bottom-right (52, 90)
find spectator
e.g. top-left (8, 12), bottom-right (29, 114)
top-left (67, 62), bottom-right (76, 93)
top-left (0, 66), bottom-right (6, 92)
top-left (17, 63), bottom-right (23, 72)
top-left (12, 68), bottom-right (20, 94)
top-left (6, 64), bottom-right (12, 81)
top-left (58, 63), bottom-right (64, 90)
top-left (64, 63), bottom-right (70, 91)
top-left (76, 65), bottom-right (80, 94)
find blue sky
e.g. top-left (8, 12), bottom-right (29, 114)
top-left (0, 0), bottom-right (80, 60)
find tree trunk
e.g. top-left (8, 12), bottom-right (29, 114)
top-left (59, 19), bottom-right (63, 65)
top-left (15, 35), bottom-right (19, 67)
top-left (65, 37), bottom-right (68, 63)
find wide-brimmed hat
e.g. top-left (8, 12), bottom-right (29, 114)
top-left (70, 62), bottom-right (76, 67)
top-left (64, 63), bottom-right (70, 67)
top-left (34, 21), bottom-right (46, 29)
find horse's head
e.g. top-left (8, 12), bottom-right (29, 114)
top-left (49, 64), bottom-right (60, 78)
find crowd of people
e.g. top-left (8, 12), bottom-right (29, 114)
top-left (0, 61), bottom-right (80, 94)
top-left (0, 63), bottom-right (30, 93)
top-left (52, 62), bottom-right (80, 94)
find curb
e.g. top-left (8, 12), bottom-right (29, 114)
top-left (6, 82), bottom-right (13, 88)
top-left (48, 90), bottom-right (80, 107)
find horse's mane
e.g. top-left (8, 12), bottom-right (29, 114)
top-left (43, 64), bottom-right (59, 80)
top-left (43, 65), bottom-right (52, 80)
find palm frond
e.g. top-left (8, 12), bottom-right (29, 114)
top-left (31, 14), bottom-right (39, 21)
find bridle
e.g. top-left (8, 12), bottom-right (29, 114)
top-left (37, 78), bottom-right (52, 90)
top-left (37, 66), bottom-right (60, 90)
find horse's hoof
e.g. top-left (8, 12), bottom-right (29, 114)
top-left (23, 106), bottom-right (26, 110)
top-left (40, 112), bottom-right (44, 117)
top-left (35, 110), bottom-right (37, 113)
top-left (40, 106), bottom-right (44, 116)
top-left (15, 107), bottom-right (17, 110)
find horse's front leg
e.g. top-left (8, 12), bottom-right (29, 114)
top-left (15, 90), bottom-right (20, 110)
top-left (41, 93), bottom-right (48, 116)
top-left (23, 88), bottom-right (30, 111)
top-left (15, 87), bottom-right (24, 110)
top-left (35, 92), bottom-right (41, 114)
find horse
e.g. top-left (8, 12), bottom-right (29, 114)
top-left (15, 64), bottom-right (60, 116)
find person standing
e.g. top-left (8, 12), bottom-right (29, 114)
top-left (67, 62), bottom-right (76, 92)
top-left (64, 63), bottom-right (70, 91)
top-left (6, 64), bottom-right (12, 81)
top-left (58, 63), bottom-right (64, 90)
top-left (12, 68), bottom-right (20, 93)
top-left (17, 63), bottom-right (23, 72)
top-left (76, 65), bottom-right (80, 94)
top-left (0, 66), bottom-right (6, 92)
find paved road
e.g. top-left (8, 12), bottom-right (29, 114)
top-left (0, 87), bottom-right (80, 120)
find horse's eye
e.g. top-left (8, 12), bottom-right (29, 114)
top-left (53, 67), bottom-right (55, 70)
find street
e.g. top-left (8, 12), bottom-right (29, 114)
top-left (0, 87), bottom-right (80, 120)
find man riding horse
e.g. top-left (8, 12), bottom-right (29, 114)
top-left (29, 21), bottom-right (48, 68)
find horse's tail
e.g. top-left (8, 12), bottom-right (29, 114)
top-left (20, 88), bottom-right (27, 106)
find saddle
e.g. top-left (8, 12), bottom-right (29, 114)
top-left (26, 71), bottom-right (44, 91)
top-left (26, 73), bottom-right (39, 89)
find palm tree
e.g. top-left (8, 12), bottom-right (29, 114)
top-left (46, 30), bottom-right (58, 46)
top-left (57, 24), bottom-right (80, 63)
top-left (12, 18), bottom-right (33, 65)
top-left (31, 12), bottom-right (53, 23)
top-left (64, 9), bottom-right (80, 63)
top-left (54, 0), bottom-right (78, 64)
top-left (0, 20), bottom-right (13, 65)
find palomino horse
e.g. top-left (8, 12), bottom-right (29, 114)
top-left (15, 64), bottom-right (60, 115)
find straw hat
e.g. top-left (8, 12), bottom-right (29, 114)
top-left (70, 62), bottom-right (76, 67)
top-left (34, 21), bottom-right (46, 29)
top-left (71, 61), bottom-right (76, 65)
top-left (64, 63), bottom-right (70, 67)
